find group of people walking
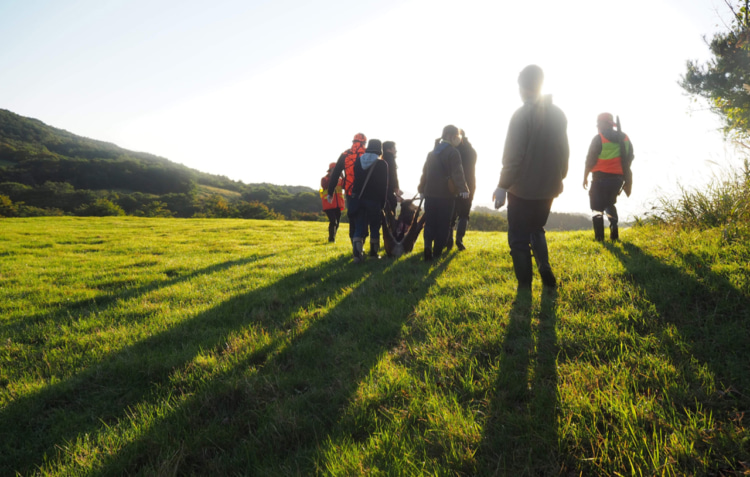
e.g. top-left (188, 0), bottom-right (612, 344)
top-left (320, 64), bottom-right (634, 292)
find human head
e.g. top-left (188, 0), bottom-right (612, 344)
top-left (365, 139), bottom-right (382, 155)
top-left (383, 141), bottom-right (396, 155)
top-left (441, 125), bottom-right (462, 147)
top-left (353, 132), bottom-right (367, 144)
top-left (597, 112), bottom-right (616, 130)
top-left (518, 64), bottom-right (544, 102)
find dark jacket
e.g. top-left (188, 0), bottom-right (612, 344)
top-left (585, 129), bottom-right (634, 180)
top-left (498, 95), bottom-right (569, 200)
top-left (418, 141), bottom-right (469, 199)
top-left (456, 138), bottom-right (477, 199)
top-left (382, 150), bottom-right (399, 197)
top-left (352, 153), bottom-right (389, 207)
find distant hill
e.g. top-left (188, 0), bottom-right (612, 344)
top-left (473, 206), bottom-right (591, 232)
top-left (0, 109), bottom-right (319, 219)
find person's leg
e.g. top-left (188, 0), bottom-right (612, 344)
top-left (455, 198), bottom-right (471, 250)
top-left (325, 209), bottom-right (337, 242)
top-left (433, 198), bottom-right (455, 258)
top-left (367, 201), bottom-right (382, 258)
top-left (422, 198), bottom-right (436, 260)
top-left (507, 194), bottom-right (533, 290)
top-left (605, 204), bottom-right (619, 241)
top-left (345, 195), bottom-right (355, 241)
top-left (531, 229), bottom-right (556, 288)
top-left (589, 181), bottom-right (606, 242)
top-left (349, 198), bottom-right (366, 263)
top-left (446, 199), bottom-right (457, 252)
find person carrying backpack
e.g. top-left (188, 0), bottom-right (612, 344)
top-left (320, 162), bottom-right (345, 242)
top-left (348, 139), bottom-right (389, 263)
top-left (582, 113), bottom-right (634, 241)
top-left (327, 133), bottom-right (367, 241)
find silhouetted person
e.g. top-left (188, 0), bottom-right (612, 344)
top-left (349, 139), bottom-right (389, 262)
top-left (447, 129), bottom-right (477, 251)
top-left (320, 162), bottom-right (345, 242)
top-left (493, 65), bottom-right (569, 292)
top-left (418, 125), bottom-right (469, 261)
top-left (328, 133), bottom-right (367, 240)
top-left (583, 113), bottom-right (634, 241)
top-left (382, 141), bottom-right (403, 227)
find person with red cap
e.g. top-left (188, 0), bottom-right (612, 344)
top-left (320, 162), bottom-right (345, 242)
top-left (327, 133), bottom-right (367, 241)
top-left (582, 113), bottom-right (634, 241)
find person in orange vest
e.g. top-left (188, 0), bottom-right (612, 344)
top-left (582, 113), bottom-right (634, 241)
top-left (327, 133), bottom-right (367, 241)
top-left (320, 162), bottom-right (345, 242)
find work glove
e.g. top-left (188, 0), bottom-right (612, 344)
top-left (326, 195), bottom-right (333, 204)
top-left (493, 187), bottom-right (507, 209)
top-left (459, 191), bottom-right (470, 199)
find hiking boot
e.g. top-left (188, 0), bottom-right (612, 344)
top-left (456, 241), bottom-right (466, 251)
top-left (511, 251), bottom-right (533, 291)
top-left (593, 215), bottom-right (605, 242)
top-left (369, 241), bottom-right (380, 259)
top-left (540, 269), bottom-right (557, 288)
top-left (352, 238), bottom-right (364, 263)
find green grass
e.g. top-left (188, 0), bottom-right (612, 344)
top-left (1, 217), bottom-right (749, 476)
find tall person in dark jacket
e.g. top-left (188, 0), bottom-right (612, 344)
top-left (349, 139), bottom-right (389, 263)
top-left (382, 141), bottom-right (402, 226)
top-left (418, 125), bottom-right (469, 261)
top-left (493, 65), bottom-right (569, 292)
top-left (447, 129), bottom-right (477, 251)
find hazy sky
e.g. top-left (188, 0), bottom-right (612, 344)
top-left (0, 0), bottom-right (739, 219)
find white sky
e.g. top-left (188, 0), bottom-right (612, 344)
top-left (0, 0), bottom-right (740, 219)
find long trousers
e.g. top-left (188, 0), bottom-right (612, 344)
top-left (423, 196), bottom-right (455, 257)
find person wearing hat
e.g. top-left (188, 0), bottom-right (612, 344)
top-left (320, 162), bottom-right (345, 242)
top-left (493, 64), bottom-right (569, 292)
top-left (582, 112), bottom-right (634, 241)
top-left (418, 125), bottom-right (469, 261)
top-left (348, 139), bottom-right (389, 262)
top-left (327, 133), bottom-right (367, 241)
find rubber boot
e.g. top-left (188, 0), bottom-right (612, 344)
top-left (510, 251), bottom-right (533, 292)
top-left (531, 233), bottom-right (556, 288)
top-left (593, 215), bottom-right (605, 242)
top-left (352, 238), bottom-right (364, 263)
top-left (369, 240), bottom-right (380, 259)
top-left (424, 244), bottom-right (433, 261)
top-left (455, 217), bottom-right (468, 251)
top-left (609, 222), bottom-right (619, 241)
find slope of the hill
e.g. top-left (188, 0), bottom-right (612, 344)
top-left (0, 219), bottom-right (747, 476)
top-left (0, 109), bottom-right (318, 218)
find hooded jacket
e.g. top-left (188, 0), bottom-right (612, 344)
top-left (352, 152), bottom-right (389, 207)
top-left (417, 141), bottom-right (469, 199)
top-left (498, 95), bottom-right (569, 200)
top-left (456, 138), bottom-right (477, 199)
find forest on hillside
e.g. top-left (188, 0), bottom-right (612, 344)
top-left (0, 108), bottom-right (594, 231)
top-left (0, 109), bottom-right (321, 220)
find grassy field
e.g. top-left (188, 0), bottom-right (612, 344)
top-left (1, 217), bottom-right (749, 476)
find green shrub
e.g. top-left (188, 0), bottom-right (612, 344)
top-left (653, 159), bottom-right (750, 241)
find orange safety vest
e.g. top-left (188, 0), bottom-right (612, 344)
top-left (592, 133), bottom-right (630, 175)
top-left (320, 177), bottom-right (345, 211)
top-left (342, 142), bottom-right (366, 195)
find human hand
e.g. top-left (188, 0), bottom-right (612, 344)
top-left (326, 195), bottom-right (333, 204)
top-left (583, 176), bottom-right (589, 190)
top-left (492, 187), bottom-right (506, 209)
top-left (459, 192), bottom-right (469, 199)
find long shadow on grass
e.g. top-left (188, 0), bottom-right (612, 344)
top-left (87, 254), bottom-right (454, 476)
top-left (0, 253), bottom-right (353, 475)
top-left (605, 242), bottom-right (750, 473)
top-left (0, 253), bottom-right (275, 338)
top-left (607, 242), bottom-right (750, 396)
top-left (476, 289), bottom-right (560, 476)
